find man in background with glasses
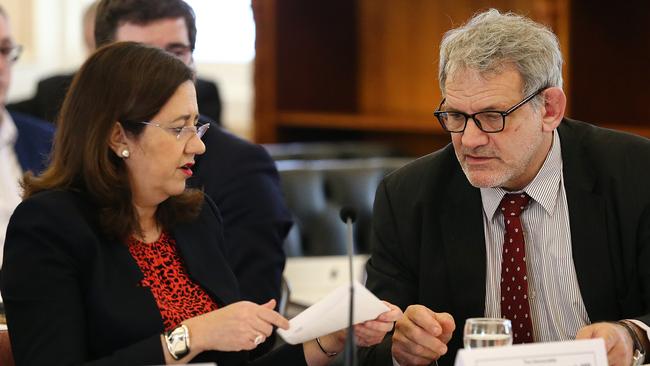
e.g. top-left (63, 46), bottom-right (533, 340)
top-left (0, 6), bottom-right (54, 270)
top-left (7, 1), bottom-right (223, 126)
top-left (361, 9), bottom-right (650, 366)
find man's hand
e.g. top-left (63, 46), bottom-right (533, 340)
top-left (391, 305), bottom-right (455, 366)
top-left (576, 322), bottom-right (633, 366)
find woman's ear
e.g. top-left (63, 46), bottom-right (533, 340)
top-left (108, 122), bottom-right (130, 158)
top-left (540, 87), bottom-right (567, 132)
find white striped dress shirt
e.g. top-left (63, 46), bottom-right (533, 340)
top-left (0, 110), bottom-right (24, 267)
top-left (480, 130), bottom-right (591, 342)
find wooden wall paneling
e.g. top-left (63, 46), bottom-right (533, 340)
top-left (253, 0), bottom-right (581, 148)
top-left (252, 0), bottom-right (278, 143)
top-left (569, 0), bottom-right (650, 128)
top-left (358, 0), bottom-right (441, 116)
top-left (357, 0), bottom-right (569, 111)
top-left (275, 0), bottom-right (358, 112)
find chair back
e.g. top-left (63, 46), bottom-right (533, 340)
top-left (276, 158), bottom-right (411, 256)
top-left (0, 330), bottom-right (14, 366)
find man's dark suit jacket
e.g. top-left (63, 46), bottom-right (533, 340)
top-left (190, 125), bottom-right (292, 304)
top-left (7, 74), bottom-right (222, 125)
top-left (0, 190), bottom-right (305, 366)
top-left (10, 111), bottom-right (55, 174)
top-left (360, 118), bottom-right (650, 366)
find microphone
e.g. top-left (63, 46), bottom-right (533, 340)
top-left (339, 206), bottom-right (357, 224)
top-left (340, 206), bottom-right (357, 366)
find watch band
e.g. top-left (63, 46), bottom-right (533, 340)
top-left (617, 320), bottom-right (646, 366)
top-left (164, 324), bottom-right (191, 360)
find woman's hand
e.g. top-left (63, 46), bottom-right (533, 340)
top-left (320, 300), bottom-right (403, 351)
top-left (354, 301), bottom-right (403, 346)
top-left (303, 301), bottom-right (403, 365)
top-left (184, 299), bottom-right (289, 353)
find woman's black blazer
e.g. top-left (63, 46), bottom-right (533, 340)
top-left (1, 189), bottom-right (305, 366)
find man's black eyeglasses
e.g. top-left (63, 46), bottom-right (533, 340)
top-left (433, 88), bottom-right (546, 133)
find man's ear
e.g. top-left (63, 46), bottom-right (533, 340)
top-left (540, 87), bottom-right (566, 132)
top-left (108, 122), bottom-right (129, 157)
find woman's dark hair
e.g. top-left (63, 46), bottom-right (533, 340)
top-left (23, 41), bottom-right (203, 241)
top-left (95, 0), bottom-right (197, 51)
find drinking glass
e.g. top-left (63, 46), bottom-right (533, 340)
top-left (463, 318), bottom-right (513, 349)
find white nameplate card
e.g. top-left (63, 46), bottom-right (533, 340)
top-left (454, 338), bottom-right (607, 366)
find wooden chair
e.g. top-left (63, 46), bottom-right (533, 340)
top-left (0, 330), bottom-right (14, 366)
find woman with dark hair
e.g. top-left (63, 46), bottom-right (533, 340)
top-left (0, 42), bottom-right (401, 365)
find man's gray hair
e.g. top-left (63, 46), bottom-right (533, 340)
top-left (439, 9), bottom-right (563, 106)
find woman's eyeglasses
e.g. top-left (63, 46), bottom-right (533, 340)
top-left (137, 120), bottom-right (210, 140)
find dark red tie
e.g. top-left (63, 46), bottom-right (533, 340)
top-left (499, 193), bottom-right (534, 344)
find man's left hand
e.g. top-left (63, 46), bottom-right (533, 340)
top-left (576, 322), bottom-right (633, 366)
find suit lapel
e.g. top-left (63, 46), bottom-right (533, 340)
top-left (173, 210), bottom-right (240, 307)
top-left (103, 238), bottom-right (167, 333)
top-left (559, 121), bottom-right (618, 321)
top-left (440, 171), bottom-right (486, 318)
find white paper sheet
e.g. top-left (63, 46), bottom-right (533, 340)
top-left (277, 281), bottom-right (389, 344)
top-left (454, 338), bottom-right (608, 366)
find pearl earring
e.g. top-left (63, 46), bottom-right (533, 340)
top-left (121, 149), bottom-right (130, 158)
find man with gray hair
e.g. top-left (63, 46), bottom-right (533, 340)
top-left (361, 9), bottom-right (650, 366)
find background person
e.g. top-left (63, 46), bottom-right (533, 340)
top-left (6, 1), bottom-right (100, 124)
top-left (0, 5), bottom-right (54, 267)
top-left (7, 0), bottom-right (222, 125)
top-left (360, 9), bottom-right (650, 366)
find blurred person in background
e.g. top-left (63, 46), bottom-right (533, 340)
top-left (7, 1), bottom-right (99, 123)
top-left (0, 5), bottom-right (54, 268)
top-left (1, 41), bottom-right (402, 366)
top-left (82, 0), bottom-right (98, 52)
top-left (7, 0), bottom-right (222, 125)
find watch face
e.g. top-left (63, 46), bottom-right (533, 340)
top-left (167, 325), bottom-right (190, 359)
top-left (632, 350), bottom-right (645, 366)
top-left (171, 340), bottom-right (188, 355)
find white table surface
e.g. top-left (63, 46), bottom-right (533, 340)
top-left (283, 254), bottom-right (369, 306)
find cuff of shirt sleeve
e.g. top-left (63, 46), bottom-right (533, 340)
top-left (627, 319), bottom-right (650, 343)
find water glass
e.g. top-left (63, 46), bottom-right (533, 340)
top-left (463, 318), bottom-right (513, 349)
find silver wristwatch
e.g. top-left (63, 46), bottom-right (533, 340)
top-left (164, 324), bottom-right (191, 360)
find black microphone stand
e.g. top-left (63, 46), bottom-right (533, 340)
top-left (340, 207), bottom-right (357, 366)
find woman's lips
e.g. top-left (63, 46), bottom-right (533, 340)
top-left (179, 163), bottom-right (194, 177)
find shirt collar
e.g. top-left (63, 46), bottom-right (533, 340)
top-left (0, 109), bottom-right (18, 150)
top-left (481, 130), bottom-right (563, 221)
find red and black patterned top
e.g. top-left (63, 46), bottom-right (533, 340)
top-left (127, 231), bottom-right (219, 331)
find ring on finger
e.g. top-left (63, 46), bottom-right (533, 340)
top-left (253, 334), bottom-right (265, 346)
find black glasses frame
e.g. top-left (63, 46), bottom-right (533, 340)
top-left (433, 88), bottom-right (546, 133)
top-left (0, 44), bottom-right (23, 63)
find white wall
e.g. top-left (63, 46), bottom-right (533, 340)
top-left (4, 0), bottom-right (254, 139)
